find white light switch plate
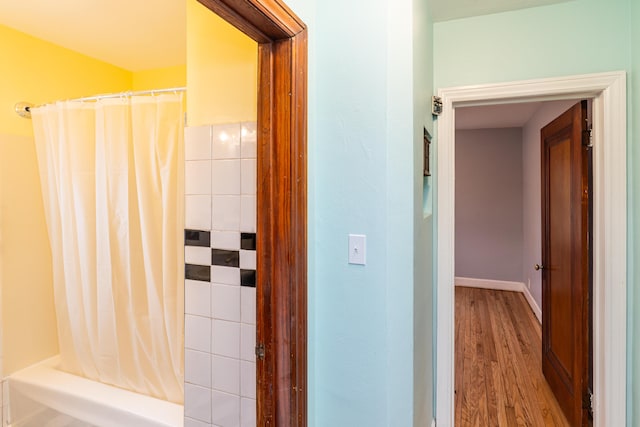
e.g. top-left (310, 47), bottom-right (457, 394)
top-left (348, 234), bottom-right (366, 265)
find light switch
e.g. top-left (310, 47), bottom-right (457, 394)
top-left (348, 234), bottom-right (366, 265)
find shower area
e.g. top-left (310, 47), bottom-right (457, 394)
top-left (0, 1), bottom-right (259, 426)
top-left (6, 92), bottom-right (258, 427)
top-left (8, 91), bottom-right (186, 426)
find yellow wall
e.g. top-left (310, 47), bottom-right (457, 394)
top-left (0, 134), bottom-right (59, 375)
top-left (132, 65), bottom-right (187, 91)
top-left (133, 65), bottom-right (187, 114)
top-left (0, 24), bottom-right (132, 138)
top-left (0, 24), bottom-right (132, 375)
top-left (187, 0), bottom-right (257, 125)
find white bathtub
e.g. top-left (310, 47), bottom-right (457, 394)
top-left (7, 356), bottom-right (183, 427)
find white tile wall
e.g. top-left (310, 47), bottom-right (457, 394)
top-left (240, 123), bottom-right (257, 159)
top-left (185, 315), bottom-right (212, 353)
top-left (211, 266), bottom-right (240, 286)
top-left (185, 195), bottom-right (212, 230)
top-left (239, 196), bottom-right (256, 233)
top-left (186, 247), bottom-right (213, 266)
top-left (240, 361), bottom-right (256, 399)
top-left (240, 288), bottom-right (256, 325)
top-left (240, 324), bottom-right (256, 362)
top-left (186, 350), bottom-right (212, 388)
top-left (185, 383), bottom-right (212, 423)
top-left (240, 397), bottom-right (256, 427)
top-left (211, 355), bottom-right (240, 395)
top-left (184, 123), bottom-right (257, 427)
top-left (211, 285), bottom-right (240, 322)
top-left (186, 160), bottom-right (213, 195)
top-left (240, 159), bottom-right (256, 195)
top-left (185, 416), bottom-right (211, 427)
top-left (211, 231), bottom-right (240, 251)
top-left (239, 250), bottom-right (256, 270)
top-left (212, 320), bottom-right (240, 359)
top-left (212, 196), bottom-right (241, 231)
top-left (212, 160), bottom-right (241, 195)
top-left (212, 124), bottom-right (241, 160)
top-left (185, 126), bottom-right (212, 161)
top-left (212, 391), bottom-right (240, 427)
top-left (186, 280), bottom-right (211, 318)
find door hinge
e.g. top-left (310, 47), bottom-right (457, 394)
top-left (432, 96), bottom-right (443, 116)
top-left (583, 127), bottom-right (593, 148)
top-left (583, 390), bottom-right (594, 416)
top-left (255, 343), bottom-right (265, 360)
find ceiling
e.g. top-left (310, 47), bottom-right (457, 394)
top-left (0, 0), bottom-right (571, 71)
top-left (429, 0), bottom-right (574, 22)
top-left (456, 102), bottom-right (543, 130)
top-left (0, 0), bottom-right (186, 71)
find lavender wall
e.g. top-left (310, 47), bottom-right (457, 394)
top-left (455, 128), bottom-right (523, 282)
top-left (521, 100), bottom-right (577, 309)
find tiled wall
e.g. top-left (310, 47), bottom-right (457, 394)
top-left (184, 123), bottom-right (257, 427)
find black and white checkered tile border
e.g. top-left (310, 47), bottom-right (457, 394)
top-left (184, 229), bottom-right (256, 287)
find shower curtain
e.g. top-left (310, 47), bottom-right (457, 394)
top-left (31, 94), bottom-right (184, 404)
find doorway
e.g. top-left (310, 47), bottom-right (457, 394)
top-left (453, 99), bottom-right (590, 425)
top-left (436, 72), bottom-right (627, 427)
top-left (196, 0), bottom-right (308, 424)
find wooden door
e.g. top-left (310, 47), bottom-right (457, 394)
top-left (541, 101), bottom-right (591, 426)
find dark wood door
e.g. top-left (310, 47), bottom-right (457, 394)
top-left (541, 101), bottom-right (591, 426)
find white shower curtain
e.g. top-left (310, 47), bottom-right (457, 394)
top-left (31, 94), bottom-right (184, 404)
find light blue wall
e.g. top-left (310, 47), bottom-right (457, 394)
top-left (434, 0), bottom-right (630, 88)
top-left (434, 0), bottom-right (638, 423)
top-left (386, 0), bottom-right (417, 424)
top-left (413, 0), bottom-right (434, 424)
top-left (311, 1), bottom-right (395, 423)
top-left (285, 0), bottom-right (434, 425)
top-left (269, 0), bottom-right (640, 424)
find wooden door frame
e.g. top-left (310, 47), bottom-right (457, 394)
top-left (435, 71), bottom-right (627, 427)
top-left (197, 1), bottom-right (307, 425)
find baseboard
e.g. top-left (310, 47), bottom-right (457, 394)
top-left (521, 285), bottom-right (542, 324)
top-left (431, 419), bottom-right (436, 427)
top-left (454, 276), bottom-right (523, 293)
top-left (455, 276), bottom-right (541, 324)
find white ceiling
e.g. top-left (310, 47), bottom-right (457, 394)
top-left (429, 0), bottom-right (574, 22)
top-left (0, 0), bottom-right (571, 71)
top-left (0, 0), bottom-right (186, 71)
top-left (456, 102), bottom-right (543, 130)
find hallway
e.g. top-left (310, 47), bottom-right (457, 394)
top-left (455, 287), bottom-right (569, 426)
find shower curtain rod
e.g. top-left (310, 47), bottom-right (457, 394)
top-left (14, 86), bottom-right (186, 119)
top-left (72, 86), bottom-right (186, 102)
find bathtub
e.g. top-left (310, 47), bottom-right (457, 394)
top-left (7, 356), bottom-right (183, 427)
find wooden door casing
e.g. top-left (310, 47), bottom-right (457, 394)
top-left (541, 101), bottom-right (590, 426)
top-left (197, 1), bottom-right (308, 425)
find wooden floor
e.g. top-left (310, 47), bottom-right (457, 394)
top-left (455, 287), bottom-right (570, 427)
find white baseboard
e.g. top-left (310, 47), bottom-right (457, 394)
top-left (431, 419), bottom-right (436, 427)
top-left (454, 276), bottom-right (523, 292)
top-left (455, 276), bottom-right (541, 324)
top-left (521, 284), bottom-right (542, 323)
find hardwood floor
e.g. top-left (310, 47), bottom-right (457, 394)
top-left (455, 287), bottom-right (570, 426)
